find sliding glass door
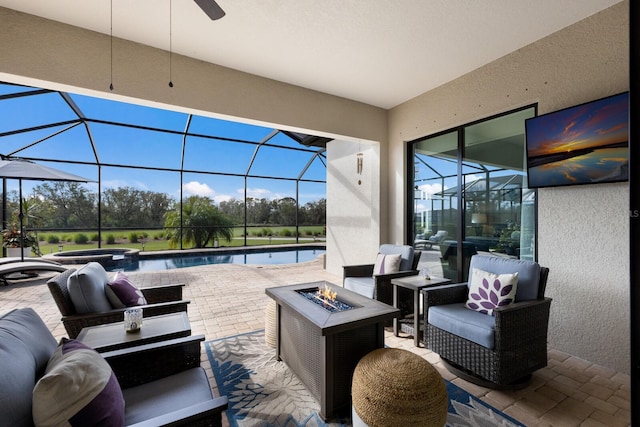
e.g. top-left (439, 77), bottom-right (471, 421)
top-left (409, 105), bottom-right (536, 281)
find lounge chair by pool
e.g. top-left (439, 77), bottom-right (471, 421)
top-left (0, 259), bottom-right (68, 286)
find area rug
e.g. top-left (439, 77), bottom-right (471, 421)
top-left (205, 330), bottom-right (525, 427)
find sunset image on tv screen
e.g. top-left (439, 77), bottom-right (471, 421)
top-left (525, 92), bottom-right (628, 188)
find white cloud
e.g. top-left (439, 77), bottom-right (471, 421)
top-left (183, 181), bottom-right (215, 197)
top-left (415, 202), bottom-right (429, 213)
top-left (242, 187), bottom-right (274, 199)
top-left (417, 183), bottom-right (443, 198)
top-left (215, 194), bottom-right (234, 203)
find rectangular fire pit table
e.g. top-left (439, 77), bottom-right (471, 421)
top-left (265, 281), bottom-right (400, 420)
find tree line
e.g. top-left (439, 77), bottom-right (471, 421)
top-left (1, 182), bottom-right (326, 232)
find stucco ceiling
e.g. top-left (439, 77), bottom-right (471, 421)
top-left (0, 0), bottom-right (623, 109)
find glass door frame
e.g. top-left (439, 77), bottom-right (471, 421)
top-left (406, 103), bottom-right (538, 281)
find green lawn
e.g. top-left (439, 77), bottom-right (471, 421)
top-left (33, 226), bottom-right (325, 255)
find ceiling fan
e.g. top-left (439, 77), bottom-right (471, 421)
top-left (194, 0), bottom-right (225, 20)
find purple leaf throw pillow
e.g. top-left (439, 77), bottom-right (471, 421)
top-left (105, 272), bottom-right (148, 308)
top-left (465, 268), bottom-right (518, 316)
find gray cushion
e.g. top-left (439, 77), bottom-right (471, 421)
top-left (122, 367), bottom-right (213, 425)
top-left (428, 303), bottom-right (496, 349)
top-left (379, 244), bottom-right (414, 271)
top-left (344, 277), bottom-right (374, 299)
top-left (430, 230), bottom-right (448, 243)
top-left (0, 307), bottom-right (57, 373)
top-left (468, 255), bottom-right (540, 302)
top-left (67, 262), bottom-right (113, 314)
top-left (0, 308), bottom-right (57, 427)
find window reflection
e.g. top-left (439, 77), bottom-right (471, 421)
top-left (410, 106), bottom-right (536, 282)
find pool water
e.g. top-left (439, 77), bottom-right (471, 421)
top-left (109, 248), bottom-right (326, 272)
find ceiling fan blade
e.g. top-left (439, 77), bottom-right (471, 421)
top-left (194, 0), bottom-right (225, 20)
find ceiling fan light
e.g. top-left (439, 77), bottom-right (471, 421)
top-left (194, 0), bottom-right (225, 20)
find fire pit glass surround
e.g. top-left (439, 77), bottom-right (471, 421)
top-left (296, 286), bottom-right (354, 313)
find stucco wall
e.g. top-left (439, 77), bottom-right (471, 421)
top-left (326, 140), bottom-right (382, 274)
top-left (388, 2), bottom-right (629, 373)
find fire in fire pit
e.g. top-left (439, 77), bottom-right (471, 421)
top-left (297, 284), bottom-right (354, 313)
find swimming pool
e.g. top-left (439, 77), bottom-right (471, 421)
top-left (108, 247), bottom-right (326, 272)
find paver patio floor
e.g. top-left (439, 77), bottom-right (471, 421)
top-left (0, 258), bottom-right (630, 426)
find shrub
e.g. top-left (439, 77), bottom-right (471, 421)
top-left (90, 233), bottom-right (99, 242)
top-left (105, 234), bottom-right (116, 244)
top-left (282, 229), bottom-right (292, 237)
top-left (46, 235), bottom-right (60, 244)
top-left (74, 233), bottom-right (89, 244)
top-left (129, 232), bottom-right (139, 243)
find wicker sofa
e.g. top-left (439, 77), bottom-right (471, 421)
top-left (422, 255), bottom-right (551, 389)
top-left (0, 307), bottom-right (227, 426)
top-left (47, 265), bottom-right (189, 338)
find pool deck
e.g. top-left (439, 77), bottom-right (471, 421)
top-left (0, 257), bottom-right (631, 427)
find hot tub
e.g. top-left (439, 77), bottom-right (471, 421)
top-left (43, 248), bottom-right (140, 269)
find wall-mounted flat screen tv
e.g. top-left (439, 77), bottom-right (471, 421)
top-left (525, 92), bottom-right (628, 189)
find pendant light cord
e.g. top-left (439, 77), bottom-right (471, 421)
top-left (109, 0), bottom-right (114, 91)
top-left (168, 0), bottom-right (174, 87)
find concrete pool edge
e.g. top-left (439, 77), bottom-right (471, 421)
top-left (42, 243), bottom-right (327, 269)
top-left (138, 243), bottom-right (326, 260)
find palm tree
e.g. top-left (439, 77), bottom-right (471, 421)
top-left (164, 196), bottom-right (235, 249)
top-left (3, 196), bottom-right (42, 255)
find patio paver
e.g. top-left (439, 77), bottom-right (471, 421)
top-left (0, 258), bottom-right (630, 427)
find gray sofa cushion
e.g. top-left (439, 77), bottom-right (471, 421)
top-left (0, 308), bottom-right (57, 427)
top-left (122, 367), bottom-right (214, 425)
top-left (428, 303), bottom-right (496, 349)
top-left (468, 255), bottom-right (541, 302)
top-left (343, 277), bottom-right (374, 299)
top-left (379, 244), bottom-right (415, 271)
top-left (68, 262), bottom-right (113, 314)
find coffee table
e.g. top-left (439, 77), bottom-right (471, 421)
top-left (77, 312), bottom-right (191, 353)
top-left (391, 275), bottom-right (451, 347)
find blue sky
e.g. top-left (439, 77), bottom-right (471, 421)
top-left (0, 83), bottom-right (327, 205)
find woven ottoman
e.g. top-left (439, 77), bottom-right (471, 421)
top-left (265, 298), bottom-right (277, 348)
top-left (351, 348), bottom-right (448, 427)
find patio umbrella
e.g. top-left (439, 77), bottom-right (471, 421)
top-left (0, 157), bottom-right (93, 261)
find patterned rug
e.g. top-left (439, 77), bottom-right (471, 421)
top-left (205, 330), bottom-right (525, 427)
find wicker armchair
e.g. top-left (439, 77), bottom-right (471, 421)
top-left (343, 244), bottom-right (422, 317)
top-left (47, 268), bottom-right (190, 338)
top-left (422, 255), bottom-right (551, 389)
